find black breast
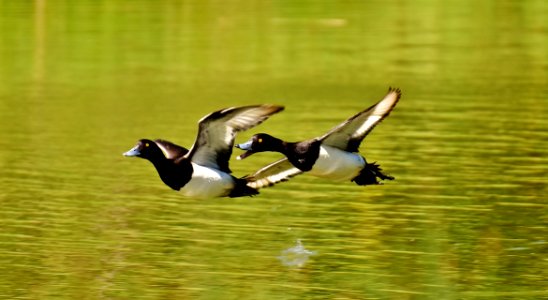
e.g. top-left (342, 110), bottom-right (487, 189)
top-left (156, 158), bottom-right (193, 191)
top-left (288, 139), bottom-right (321, 172)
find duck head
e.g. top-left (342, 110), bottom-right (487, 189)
top-left (123, 139), bottom-right (165, 160)
top-left (235, 133), bottom-right (282, 160)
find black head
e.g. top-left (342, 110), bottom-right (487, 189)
top-left (235, 133), bottom-right (281, 160)
top-left (123, 139), bottom-right (166, 161)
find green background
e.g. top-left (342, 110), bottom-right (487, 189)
top-left (0, 1), bottom-right (546, 299)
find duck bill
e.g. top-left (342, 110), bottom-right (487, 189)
top-left (236, 150), bottom-right (256, 160)
top-left (123, 145), bottom-right (141, 157)
top-left (235, 141), bottom-right (255, 160)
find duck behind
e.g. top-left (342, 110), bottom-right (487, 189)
top-left (236, 88), bottom-right (401, 188)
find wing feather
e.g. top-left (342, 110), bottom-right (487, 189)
top-left (153, 139), bottom-right (188, 159)
top-left (319, 87), bottom-right (401, 152)
top-left (186, 105), bottom-right (284, 172)
top-left (245, 158), bottom-right (303, 189)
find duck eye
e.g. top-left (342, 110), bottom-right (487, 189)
top-left (145, 143), bottom-right (150, 147)
top-left (258, 138), bottom-right (263, 143)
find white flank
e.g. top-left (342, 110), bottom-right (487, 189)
top-left (180, 163), bottom-right (235, 198)
top-left (308, 145), bottom-right (364, 181)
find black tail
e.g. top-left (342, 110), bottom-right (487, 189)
top-left (352, 162), bottom-right (395, 186)
top-left (228, 177), bottom-right (260, 198)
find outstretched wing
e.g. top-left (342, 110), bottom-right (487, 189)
top-left (319, 87), bottom-right (401, 152)
top-left (186, 105), bottom-right (284, 173)
top-left (245, 158), bottom-right (303, 189)
top-left (153, 139), bottom-right (189, 159)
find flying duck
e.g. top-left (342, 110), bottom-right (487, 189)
top-left (236, 88), bottom-right (401, 188)
top-left (124, 105), bottom-right (284, 198)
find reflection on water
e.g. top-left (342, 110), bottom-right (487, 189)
top-left (0, 0), bottom-right (547, 299)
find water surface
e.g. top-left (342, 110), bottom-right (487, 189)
top-left (0, 1), bottom-right (546, 299)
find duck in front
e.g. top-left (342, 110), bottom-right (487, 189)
top-left (124, 105), bottom-right (284, 198)
top-left (236, 88), bottom-right (400, 188)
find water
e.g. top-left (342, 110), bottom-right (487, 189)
top-left (0, 1), bottom-right (546, 299)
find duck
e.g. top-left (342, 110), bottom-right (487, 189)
top-left (236, 88), bottom-right (401, 188)
top-left (123, 104), bottom-right (284, 198)
top-left (150, 139), bottom-right (189, 159)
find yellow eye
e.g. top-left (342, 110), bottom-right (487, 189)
top-left (145, 143), bottom-right (150, 147)
top-left (258, 138), bottom-right (263, 143)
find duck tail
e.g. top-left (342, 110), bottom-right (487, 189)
top-left (352, 162), bottom-right (395, 186)
top-left (229, 177), bottom-right (260, 198)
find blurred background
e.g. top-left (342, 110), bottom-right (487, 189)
top-left (0, 1), bottom-right (546, 299)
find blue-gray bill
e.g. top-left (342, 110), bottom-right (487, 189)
top-left (235, 141), bottom-right (254, 160)
top-left (123, 146), bottom-right (141, 157)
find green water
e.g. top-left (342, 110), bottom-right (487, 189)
top-left (1, 1), bottom-right (547, 299)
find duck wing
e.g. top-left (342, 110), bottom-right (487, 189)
top-left (244, 158), bottom-right (303, 189)
top-left (319, 87), bottom-right (401, 152)
top-left (153, 139), bottom-right (189, 159)
top-left (186, 105), bottom-right (284, 173)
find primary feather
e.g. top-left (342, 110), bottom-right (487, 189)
top-left (319, 87), bottom-right (401, 152)
top-left (186, 105), bottom-right (284, 173)
top-left (245, 158), bottom-right (303, 189)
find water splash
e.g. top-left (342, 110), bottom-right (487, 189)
top-left (278, 239), bottom-right (317, 267)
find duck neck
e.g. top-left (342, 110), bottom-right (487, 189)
top-left (286, 139), bottom-right (321, 172)
top-left (270, 137), bottom-right (292, 155)
top-left (148, 155), bottom-right (170, 173)
top-left (148, 156), bottom-right (191, 191)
